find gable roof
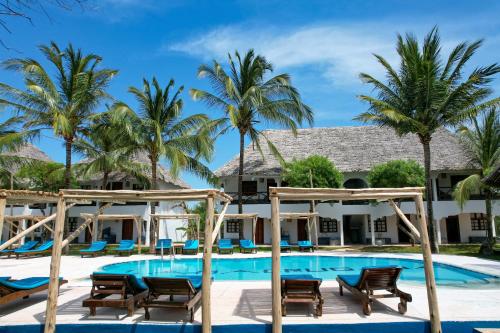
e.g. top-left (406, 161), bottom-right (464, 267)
top-left (215, 126), bottom-right (476, 177)
top-left (78, 151), bottom-right (190, 189)
top-left (2, 144), bottom-right (52, 162)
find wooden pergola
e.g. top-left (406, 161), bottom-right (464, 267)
top-left (40, 189), bottom-right (232, 333)
top-left (280, 212), bottom-right (319, 246)
top-left (80, 213), bottom-right (143, 253)
top-left (269, 187), bottom-right (441, 333)
top-left (214, 213), bottom-right (258, 242)
top-left (150, 213), bottom-right (201, 241)
top-left (3, 215), bottom-right (49, 241)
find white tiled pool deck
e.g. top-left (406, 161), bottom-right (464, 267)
top-left (1, 251), bottom-right (500, 327)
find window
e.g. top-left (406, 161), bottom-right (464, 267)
top-left (133, 183), bottom-right (145, 190)
top-left (368, 217), bottom-right (387, 232)
top-left (471, 213), bottom-right (488, 231)
top-left (319, 217), bottom-right (337, 233)
top-left (242, 181), bottom-right (257, 195)
top-left (226, 220), bottom-right (240, 233)
top-left (68, 217), bottom-right (79, 232)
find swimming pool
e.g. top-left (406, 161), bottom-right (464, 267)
top-left (97, 255), bottom-right (498, 286)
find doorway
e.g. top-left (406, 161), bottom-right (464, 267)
top-left (255, 218), bottom-right (264, 244)
top-left (343, 215), bottom-right (365, 244)
top-left (397, 215), bottom-right (412, 243)
top-left (122, 219), bottom-right (134, 240)
top-left (297, 219), bottom-right (308, 242)
top-left (446, 215), bottom-right (461, 243)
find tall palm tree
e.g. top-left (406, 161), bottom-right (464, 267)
top-left (113, 77), bottom-right (216, 252)
top-left (73, 110), bottom-right (149, 189)
top-left (355, 27), bottom-right (500, 253)
top-left (190, 49), bottom-right (313, 239)
top-left (453, 108), bottom-right (499, 254)
top-left (0, 41), bottom-right (117, 189)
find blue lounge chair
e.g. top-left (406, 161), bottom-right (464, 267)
top-left (281, 274), bottom-right (323, 316)
top-left (115, 240), bottom-right (135, 256)
top-left (218, 238), bottom-right (234, 254)
top-left (80, 241), bottom-right (108, 257)
top-left (83, 274), bottom-right (148, 316)
top-left (156, 239), bottom-right (173, 255)
top-left (298, 240), bottom-right (314, 252)
top-left (280, 240), bottom-right (291, 253)
top-left (1, 240), bottom-right (39, 258)
top-left (336, 266), bottom-right (412, 315)
top-left (182, 239), bottom-right (199, 255)
top-left (239, 239), bottom-right (257, 254)
top-left (15, 240), bottom-right (53, 259)
top-left (142, 274), bottom-right (207, 322)
top-left (0, 276), bottom-right (67, 305)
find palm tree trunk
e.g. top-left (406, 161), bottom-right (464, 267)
top-left (102, 171), bottom-right (109, 190)
top-left (149, 157), bottom-right (157, 254)
top-left (63, 138), bottom-right (73, 254)
top-left (485, 190), bottom-right (493, 242)
top-left (421, 138), bottom-right (439, 254)
top-left (237, 131), bottom-right (245, 240)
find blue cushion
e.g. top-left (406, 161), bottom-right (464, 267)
top-left (80, 241), bottom-right (107, 253)
top-left (218, 239), bottom-right (233, 248)
top-left (298, 240), bottom-right (312, 247)
top-left (0, 277), bottom-right (63, 290)
top-left (15, 240), bottom-right (53, 253)
top-left (174, 275), bottom-right (203, 289)
top-left (280, 240), bottom-right (290, 247)
top-left (156, 239), bottom-right (172, 249)
top-left (240, 240), bottom-right (256, 248)
top-left (281, 274), bottom-right (322, 282)
top-left (117, 240), bottom-right (135, 250)
top-left (184, 240), bottom-right (199, 250)
top-left (338, 274), bottom-right (360, 287)
top-left (0, 276), bottom-right (11, 281)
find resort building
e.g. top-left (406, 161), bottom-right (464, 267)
top-left (216, 126), bottom-right (500, 246)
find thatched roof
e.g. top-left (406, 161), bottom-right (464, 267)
top-left (78, 151), bottom-right (190, 189)
top-left (2, 144), bottom-right (52, 162)
top-left (482, 164), bottom-right (500, 188)
top-left (215, 126), bottom-right (477, 177)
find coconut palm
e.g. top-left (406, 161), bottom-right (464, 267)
top-left (73, 110), bottom-right (149, 189)
top-left (113, 77), bottom-right (216, 251)
top-left (190, 49), bottom-right (313, 239)
top-left (355, 27), bottom-right (500, 253)
top-left (0, 41), bottom-right (117, 189)
top-left (453, 108), bottom-right (499, 254)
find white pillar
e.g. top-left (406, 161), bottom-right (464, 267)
top-left (369, 215), bottom-right (375, 245)
top-left (144, 203), bottom-right (151, 246)
top-left (339, 216), bottom-right (344, 246)
top-left (492, 215), bottom-right (497, 238)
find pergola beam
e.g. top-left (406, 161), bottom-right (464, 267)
top-left (213, 212), bottom-right (259, 243)
top-left (211, 201), bottom-right (230, 243)
top-left (388, 199), bottom-right (421, 240)
top-left (151, 213), bottom-right (201, 240)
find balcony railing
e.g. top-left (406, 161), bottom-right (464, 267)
top-left (224, 192), bottom-right (270, 204)
top-left (437, 186), bottom-right (498, 201)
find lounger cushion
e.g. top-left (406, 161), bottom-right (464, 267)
top-left (156, 239), bottom-right (172, 249)
top-left (14, 240), bottom-right (53, 253)
top-left (2, 240), bottom-right (40, 253)
top-left (80, 241), bottom-right (107, 253)
top-left (184, 240), bottom-right (199, 249)
top-left (0, 277), bottom-right (63, 290)
top-left (337, 274), bottom-right (360, 287)
top-left (173, 275), bottom-right (203, 289)
top-left (281, 274), bottom-right (322, 282)
top-left (0, 276), bottom-right (11, 281)
top-left (280, 241), bottom-right (290, 247)
top-left (240, 240), bottom-right (256, 248)
top-left (298, 241), bottom-right (312, 247)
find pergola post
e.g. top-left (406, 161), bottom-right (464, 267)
top-left (44, 195), bottom-right (66, 333)
top-left (369, 215), bottom-right (375, 246)
top-left (252, 217), bottom-right (257, 244)
top-left (135, 217), bottom-right (142, 254)
top-left (0, 196), bottom-right (6, 242)
top-left (270, 192), bottom-right (282, 333)
top-left (202, 193), bottom-right (215, 333)
top-left (415, 194), bottom-right (441, 333)
top-left (339, 215), bottom-right (344, 246)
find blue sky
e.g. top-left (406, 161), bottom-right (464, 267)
top-left (1, 0), bottom-right (499, 189)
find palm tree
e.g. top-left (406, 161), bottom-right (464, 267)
top-left (0, 41), bottom-right (117, 189)
top-left (190, 49), bottom-right (313, 239)
top-left (113, 77), bottom-right (216, 251)
top-left (453, 108), bottom-right (499, 254)
top-left (73, 110), bottom-right (149, 189)
top-left (355, 27), bottom-right (500, 253)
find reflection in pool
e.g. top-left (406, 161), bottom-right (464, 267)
top-left (97, 255), bottom-right (498, 286)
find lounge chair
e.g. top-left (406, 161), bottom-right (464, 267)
top-left (239, 239), bottom-right (257, 254)
top-left (336, 266), bottom-right (412, 315)
top-left (156, 239), bottom-right (173, 255)
top-left (114, 240), bottom-right (135, 256)
top-left (280, 240), bottom-right (291, 253)
top-left (141, 275), bottom-right (204, 322)
top-left (217, 239), bottom-right (234, 254)
top-left (0, 240), bottom-right (39, 258)
top-left (80, 241), bottom-right (108, 258)
top-left (182, 240), bottom-right (199, 255)
top-left (298, 240), bottom-right (314, 252)
top-left (15, 240), bottom-right (53, 259)
top-left (281, 274), bottom-right (323, 316)
top-left (0, 277), bottom-right (67, 305)
top-left (82, 274), bottom-right (148, 316)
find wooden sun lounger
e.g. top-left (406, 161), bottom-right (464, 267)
top-left (141, 276), bottom-right (203, 322)
top-left (336, 266), bottom-right (412, 315)
top-left (0, 277), bottom-right (67, 305)
top-left (82, 274), bottom-right (148, 316)
top-left (281, 275), bottom-right (323, 317)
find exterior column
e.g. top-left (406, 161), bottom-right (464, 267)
top-left (431, 177), bottom-right (442, 245)
top-left (202, 194), bottom-right (215, 333)
top-left (0, 196), bottom-right (6, 243)
top-left (270, 192), bottom-right (282, 333)
top-left (145, 203), bottom-right (151, 246)
top-left (339, 216), bottom-right (344, 246)
top-left (369, 215), bottom-right (375, 245)
top-left (492, 215), bottom-right (497, 238)
top-left (436, 217), bottom-right (442, 245)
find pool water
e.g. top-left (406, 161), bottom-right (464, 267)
top-left (97, 255), bottom-right (498, 286)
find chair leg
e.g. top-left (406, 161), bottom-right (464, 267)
top-left (339, 285), bottom-right (343, 296)
top-left (127, 303), bottom-right (134, 316)
top-left (281, 303), bottom-right (287, 316)
top-left (190, 308), bottom-right (194, 322)
top-left (90, 307), bottom-right (96, 316)
top-left (398, 298), bottom-right (407, 314)
top-left (144, 307), bottom-right (150, 320)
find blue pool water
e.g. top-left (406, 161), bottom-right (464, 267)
top-left (97, 255), bottom-right (498, 286)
